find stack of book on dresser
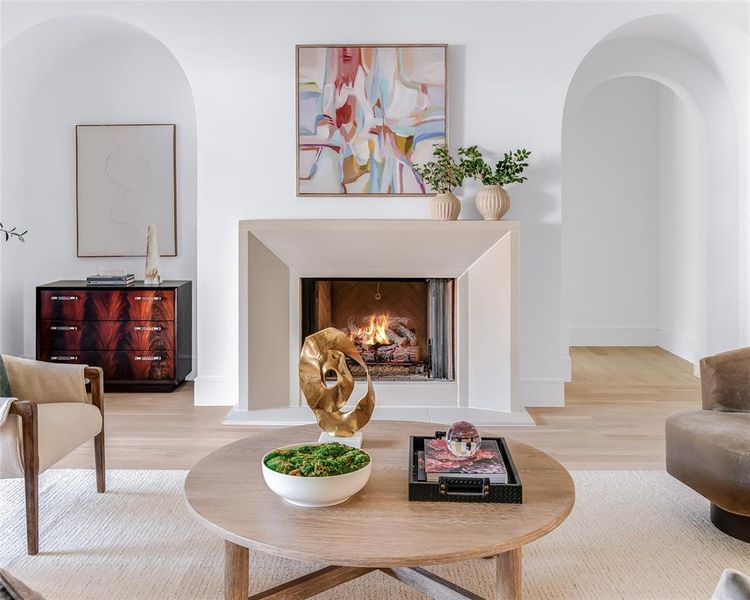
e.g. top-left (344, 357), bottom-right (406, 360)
top-left (418, 438), bottom-right (508, 483)
top-left (86, 270), bottom-right (135, 286)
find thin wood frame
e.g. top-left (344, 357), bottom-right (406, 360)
top-left (296, 44), bottom-right (449, 197)
top-left (75, 123), bottom-right (178, 257)
top-left (9, 366), bottom-right (105, 555)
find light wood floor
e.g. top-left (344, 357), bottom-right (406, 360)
top-left (59, 347), bottom-right (701, 471)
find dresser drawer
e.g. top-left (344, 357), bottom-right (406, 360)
top-left (39, 350), bottom-right (175, 381)
top-left (39, 289), bottom-right (175, 321)
top-left (39, 291), bottom-right (88, 320)
top-left (123, 291), bottom-right (175, 321)
top-left (39, 321), bottom-right (175, 351)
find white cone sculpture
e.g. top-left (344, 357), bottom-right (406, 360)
top-left (144, 224), bottom-right (162, 285)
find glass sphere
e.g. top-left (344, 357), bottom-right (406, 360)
top-left (445, 421), bottom-right (481, 457)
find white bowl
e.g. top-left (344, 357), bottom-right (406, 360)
top-left (261, 443), bottom-right (372, 508)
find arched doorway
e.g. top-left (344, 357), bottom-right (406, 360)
top-left (562, 14), bottom-right (748, 369)
top-left (1, 16), bottom-right (197, 369)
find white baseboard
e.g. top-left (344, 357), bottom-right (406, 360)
top-left (224, 406), bottom-right (535, 427)
top-left (429, 407), bottom-right (535, 426)
top-left (657, 330), bottom-right (696, 363)
top-left (569, 327), bottom-right (659, 346)
top-left (193, 376), bottom-right (237, 406)
top-left (519, 379), bottom-right (565, 407)
top-left (567, 328), bottom-right (701, 378)
top-left (199, 377), bottom-right (565, 409)
top-left (658, 330), bottom-right (701, 377)
top-left (561, 355), bottom-right (572, 382)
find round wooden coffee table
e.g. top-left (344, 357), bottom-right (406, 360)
top-left (184, 421), bottom-right (574, 600)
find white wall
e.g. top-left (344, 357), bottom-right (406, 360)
top-left (607, 15), bottom-right (749, 343)
top-left (565, 76), bottom-right (707, 364)
top-left (1, 2), bottom-right (747, 406)
top-left (565, 77), bottom-right (661, 346)
top-left (658, 86), bottom-right (706, 364)
top-left (1, 22), bottom-right (197, 373)
top-left (562, 17), bottom-right (747, 368)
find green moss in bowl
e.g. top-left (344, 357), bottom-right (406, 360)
top-left (263, 442), bottom-right (371, 477)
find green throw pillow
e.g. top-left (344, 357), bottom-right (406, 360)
top-left (0, 355), bottom-right (11, 398)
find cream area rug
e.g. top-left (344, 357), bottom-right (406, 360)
top-left (1, 470), bottom-right (748, 600)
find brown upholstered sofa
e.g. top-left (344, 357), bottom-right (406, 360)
top-left (666, 347), bottom-right (750, 542)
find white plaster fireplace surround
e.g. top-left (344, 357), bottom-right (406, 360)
top-left (227, 220), bottom-right (533, 426)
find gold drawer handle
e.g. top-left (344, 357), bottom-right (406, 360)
top-left (134, 296), bottom-right (162, 301)
top-left (50, 355), bottom-right (78, 361)
top-left (50, 296), bottom-right (79, 301)
top-left (134, 326), bottom-right (162, 331)
top-left (50, 325), bottom-right (79, 331)
top-left (135, 356), bottom-right (163, 361)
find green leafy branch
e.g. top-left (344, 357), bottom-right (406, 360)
top-left (0, 223), bottom-right (28, 243)
top-left (412, 145), bottom-right (464, 194)
top-left (457, 145), bottom-right (491, 183)
top-left (493, 148), bottom-right (531, 185)
top-left (458, 146), bottom-right (532, 186)
top-left (413, 145), bottom-right (532, 193)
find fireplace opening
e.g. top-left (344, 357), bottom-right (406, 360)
top-left (301, 278), bottom-right (454, 381)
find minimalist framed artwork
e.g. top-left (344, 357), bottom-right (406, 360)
top-left (76, 124), bottom-right (177, 257)
top-left (297, 44), bottom-right (448, 196)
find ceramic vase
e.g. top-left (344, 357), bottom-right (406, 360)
top-left (475, 185), bottom-right (511, 220)
top-left (430, 192), bottom-right (461, 221)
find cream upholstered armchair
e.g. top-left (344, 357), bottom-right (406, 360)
top-left (0, 355), bottom-right (105, 555)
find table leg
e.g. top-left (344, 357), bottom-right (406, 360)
top-left (496, 548), bottom-right (521, 600)
top-left (225, 540), bottom-right (249, 600)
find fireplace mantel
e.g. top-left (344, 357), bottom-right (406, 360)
top-left (239, 219), bottom-right (519, 278)
top-left (228, 219), bottom-right (532, 426)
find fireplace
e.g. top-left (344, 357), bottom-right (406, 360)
top-left (232, 219), bottom-right (527, 426)
top-left (301, 278), bottom-right (454, 380)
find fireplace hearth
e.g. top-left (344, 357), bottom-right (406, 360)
top-left (301, 278), bottom-right (454, 380)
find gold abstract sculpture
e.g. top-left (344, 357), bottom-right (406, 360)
top-left (299, 327), bottom-right (375, 437)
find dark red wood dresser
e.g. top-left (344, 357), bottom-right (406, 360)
top-left (36, 280), bottom-right (192, 392)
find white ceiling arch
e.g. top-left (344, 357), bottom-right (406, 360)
top-left (0, 14), bottom-right (199, 359)
top-left (562, 13), bottom-right (749, 357)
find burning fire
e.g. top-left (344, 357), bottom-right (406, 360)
top-left (352, 313), bottom-right (391, 346)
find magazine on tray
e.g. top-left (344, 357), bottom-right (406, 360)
top-left (423, 438), bottom-right (508, 484)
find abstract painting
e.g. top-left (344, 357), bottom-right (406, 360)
top-left (297, 44), bottom-right (447, 196)
top-left (76, 124), bottom-right (176, 257)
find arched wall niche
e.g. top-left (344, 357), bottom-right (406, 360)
top-left (1, 15), bottom-right (198, 373)
top-left (562, 13), bottom-right (748, 368)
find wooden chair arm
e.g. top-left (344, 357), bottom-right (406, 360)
top-left (9, 399), bottom-right (35, 420)
top-left (84, 367), bottom-right (104, 415)
top-left (9, 400), bottom-right (38, 460)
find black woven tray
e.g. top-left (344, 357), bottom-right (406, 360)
top-left (408, 432), bottom-right (522, 503)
